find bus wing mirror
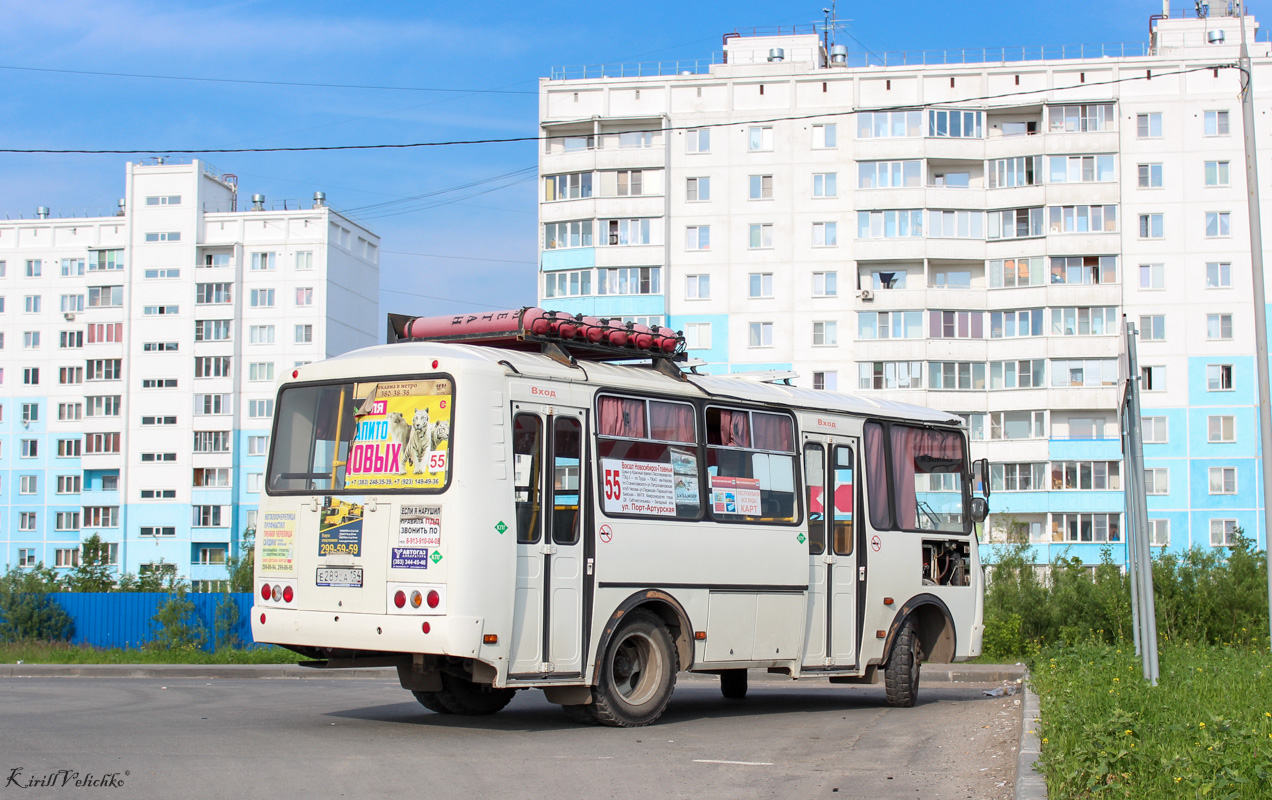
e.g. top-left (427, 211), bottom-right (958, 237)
top-left (970, 496), bottom-right (989, 524)
top-left (974, 457), bottom-right (991, 498)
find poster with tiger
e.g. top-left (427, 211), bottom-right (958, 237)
top-left (344, 378), bottom-right (453, 490)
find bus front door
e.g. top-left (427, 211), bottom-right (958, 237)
top-left (800, 437), bottom-right (860, 670)
top-left (509, 405), bottom-right (588, 679)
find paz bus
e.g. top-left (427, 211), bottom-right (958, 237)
top-left (253, 308), bottom-right (989, 727)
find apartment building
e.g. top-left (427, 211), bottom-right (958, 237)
top-left (0, 159), bottom-right (379, 587)
top-left (536, 8), bottom-right (1270, 562)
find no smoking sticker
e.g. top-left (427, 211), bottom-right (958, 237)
top-left (599, 524), bottom-right (613, 543)
top-left (870, 535), bottom-right (882, 552)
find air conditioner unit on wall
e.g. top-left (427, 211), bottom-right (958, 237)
top-left (859, 289), bottom-right (875, 301)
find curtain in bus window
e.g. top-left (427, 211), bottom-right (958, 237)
top-left (513, 415), bottom-right (542, 544)
top-left (649, 400), bottom-right (695, 443)
top-left (863, 422), bottom-right (891, 530)
top-left (599, 397), bottom-right (646, 438)
top-left (753, 412), bottom-right (793, 452)
top-left (890, 426), bottom-right (965, 532)
top-left (709, 408), bottom-right (750, 447)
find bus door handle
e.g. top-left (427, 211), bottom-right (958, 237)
top-left (538, 544), bottom-right (558, 555)
top-left (586, 558), bottom-right (594, 576)
top-left (821, 554), bottom-right (836, 565)
top-left (859, 566), bottom-right (866, 581)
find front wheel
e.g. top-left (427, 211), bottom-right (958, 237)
top-left (436, 673), bottom-right (516, 715)
top-left (592, 610), bottom-right (678, 727)
top-left (884, 617), bottom-right (923, 708)
top-left (412, 690), bottom-right (453, 714)
top-left (720, 669), bottom-right (748, 700)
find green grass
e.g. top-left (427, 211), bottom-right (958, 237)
top-left (1032, 641), bottom-right (1272, 799)
top-left (0, 641), bottom-right (301, 665)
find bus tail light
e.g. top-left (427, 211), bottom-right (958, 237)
top-left (410, 591), bottom-right (423, 609)
top-left (260, 613), bottom-right (266, 624)
top-left (282, 585), bottom-right (294, 604)
top-left (394, 590), bottom-right (407, 609)
top-left (260, 584), bottom-right (271, 601)
top-left (426, 590), bottom-right (440, 609)
top-left (422, 622), bottom-right (431, 634)
top-left (271, 585), bottom-right (282, 602)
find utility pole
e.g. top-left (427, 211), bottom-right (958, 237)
top-left (1237, 2), bottom-right (1272, 651)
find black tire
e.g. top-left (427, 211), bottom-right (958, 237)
top-left (884, 617), bottom-right (923, 708)
top-left (436, 673), bottom-right (516, 715)
top-left (560, 703), bottom-right (600, 725)
top-left (412, 690), bottom-right (453, 714)
top-left (720, 669), bottom-right (748, 700)
top-left (592, 610), bottom-right (678, 727)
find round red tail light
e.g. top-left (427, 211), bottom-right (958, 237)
top-left (271, 584), bottom-right (282, 602)
top-left (261, 584), bottom-right (271, 601)
top-left (426, 590), bottom-right (440, 609)
top-left (282, 585), bottom-right (294, 603)
top-left (260, 613), bottom-right (266, 624)
top-left (421, 621), bottom-right (431, 634)
top-left (394, 590), bottom-right (407, 609)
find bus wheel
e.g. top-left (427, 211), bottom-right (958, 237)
top-left (560, 703), bottom-right (599, 725)
top-left (411, 690), bottom-right (453, 714)
top-left (720, 669), bottom-right (748, 700)
top-left (592, 610), bottom-right (678, 727)
top-left (884, 617), bottom-right (923, 708)
top-left (437, 673), bottom-right (516, 715)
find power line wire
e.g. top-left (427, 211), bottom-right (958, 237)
top-left (0, 63), bottom-right (1236, 155)
top-left (382, 250), bottom-right (537, 265)
top-left (381, 286), bottom-right (520, 310)
top-left (0, 64), bottom-right (537, 94)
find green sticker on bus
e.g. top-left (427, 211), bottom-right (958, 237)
top-left (797, 533), bottom-right (806, 545)
top-left (495, 521), bottom-right (507, 535)
top-left (430, 551), bottom-right (443, 564)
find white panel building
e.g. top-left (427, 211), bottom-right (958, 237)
top-left (0, 159), bottom-right (379, 588)
top-left (537, 8), bottom-right (1272, 562)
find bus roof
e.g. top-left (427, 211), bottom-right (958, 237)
top-left (320, 342), bottom-right (963, 428)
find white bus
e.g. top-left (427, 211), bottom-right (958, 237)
top-left (253, 309), bottom-right (989, 727)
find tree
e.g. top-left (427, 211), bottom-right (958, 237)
top-left (67, 534), bottom-right (117, 592)
top-left (224, 526), bottom-right (256, 594)
top-left (0, 564), bottom-right (74, 643)
top-left (148, 578), bottom-right (207, 651)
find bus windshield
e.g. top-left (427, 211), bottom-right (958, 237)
top-left (891, 425), bottom-right (966, 532)
top-left (268, 377), bottom-right (454, 494)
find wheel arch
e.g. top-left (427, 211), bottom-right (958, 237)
top-left (882, 594), bottom-right (957, 666)
top-left (591, 590), bottom-right (694, 681)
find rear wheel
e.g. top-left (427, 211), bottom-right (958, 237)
top-left (592, 610), bottom-right (678, 727)
top-left (720, 669), bottom-right (748, 700)
top-left (436, 673), bottom-right (516, 715)
top-left (884, 618), bottom-right (922, 708)
top-left (560, 703), bottom-right (599, 725)
top-left (412, 690), bottom-right (453, 714)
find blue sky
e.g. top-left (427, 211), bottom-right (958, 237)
top-left (0, 0), bottom-right (1155, 319)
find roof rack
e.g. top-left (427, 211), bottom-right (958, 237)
top-left (386, 307), bottom-right (687, 369)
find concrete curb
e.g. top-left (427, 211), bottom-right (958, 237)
top-left (0, 661), bottom-right (1028, 682)
top-left (1015, 677), bottom-right (1047, 800)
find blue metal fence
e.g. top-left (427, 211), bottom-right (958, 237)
top-left (49, 592), bottom-right (257, 651)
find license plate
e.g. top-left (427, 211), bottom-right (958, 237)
top-left (316, 567), bottom-right (363, 588)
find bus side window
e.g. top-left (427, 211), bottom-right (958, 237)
top-left (513, 414), bottom-right (542, 544)
top-left (552, 417), bottom-right (582, 545)
top-left (803, 445), bottom-right (826, 554)
top-left (832, 445), bottom-right (854, 555)
top-left (863, 422), bottom-right (892, 530)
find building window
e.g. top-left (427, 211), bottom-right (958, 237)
top-left (23, 367), bottom-right (39, 385)
top-left (143, 268), bottom-right (180, 279)
top-left (1144, 467), bottom-right (1169, 495)
top-left (143, 305), bottom-right (179, 316)
top-left (144, 232), bottom-right (181, 242)
top-left (140, 453), bottom-right (176, 463)
top-left (145, 195), bottom-right (181, 206)
top-left (1142, 416), bottom-right (1168, 443)
top-left (247, 435), bottom-right (270, 456)
top-left (989, 309), bottom-right (1043, 338)
top-left (1149, 519), bottom-right (1170, 547)
top-left (1047, 204), bottom-right (1117, 233)
top-left (1047, 104), bottom-right (1115, 132)
top-left (857, 110), bottom-right (922, 138)
top-left (746, 174), bottom-right (773, 200)
top-left (684, 322), bottom-right (712, 350)
top-left (61, 258), bottom-right (85, 277)
top-left (928, 210), bottom-right (984, 239)
top-left (1137, 163), bottom-right (1163, 188)
top-left (19, 514), bottom-right (37, 532)
top-left (1051, 307), bottom-right (1118, 336)
top-left (249, 325), bottom-right (275, 344)
top-left (141, 342), bottom-right (178, 353)
top-left (930, 310), bottom-right (984, 339)
top-left (1139, 263), bottom-right (1165, 290)
top-left (1136, 112), bottom-right (1163, 138)
top-left (604, 218), bottom-right (653, 246)
top-left (245, 288), bottom-right (275, 308)
top-left (1206, 313), bottom-right (1234, 340)
top-left (57, 439), bottom-right (81, 457)
top-left (1204, 110), bottom-right (1230, 136)
top-left (140, 526), bottom-right (176, 537)
top-left (748, 126), bottom-right (773, 151)
top-left (989, 360), bottom-right (1045, 389)
top-left (812, 321), bottom-right (838, 347)
top-left (1207, 364), bottom-right (1234, 391)
top-left (1205, 212), bottom-right (1231, 237)
top-left (857, 209), bottom-right (925, 238)
top-left (928, 362), bottom-right (987, 390)
top-left (193, 431), bottom-right (232, 453)
top-left (1051, 359), bottom-right (1118, 387)
top-left (986, 207), bottom-right (1044, 239)
top-left (543, 269), bottom-right (592, 299)
top-left (989, 257), bottom-right (1043, 288)
top-left (685, 225), bottom-right (710, 250)
top-left (812, 222), bottom-right (837, 247)
top-left (26, 259), bottom-right (42, 277)
top-left (87, 286), bottom-right (123, 308)
top-left (987, 156), bottom-right (1042, 188)
top-left (21, 402), bottom-right (39, 423)
top-left (192, 505), bottom-right (226, 527)
top-left (928, 109), bottom-right (983, 138)
top-left (24, 332), bottom-right (40, 349)
top-left (686, 177), bottom-right (710, 202)
top-left (812, 172), bottom-right (838, 197)
top-left (295, 251), bottom-right (314, 270)
top-left (1050, 513), bottom-right (1121, 543)
top-left (198, 547), bottom-right (228, 566)
top-left (1048, 154), bottom-right (1115, 183)
top-left (58, 403), bottom-right (83, 421)
top-left (24, 295), bottom-right (42, 314)
top-left (812, 272), bottom-right (837, 297)
top-left (544, 220), bottom-right (593, 249)
top-left (1208, 415), bottom-right (1236, 442)
top-left (191, 320), bottom-right (230, 342)
top-left (1210, 519), bottom-right (1238, 547)
top-left (141, 416), bottom-right (177, 426)
top-left (295, 287), bottom-right (313, 306)
top-left (543, 172), bottom-right (593, 201)
top-left (748, 322), bottom-right (773, 348)
top-left (249, 399), bottom-right (274, 418)
top-left (19, 474), bottom-right (37, 495)
top-left (1209, 467), bottom-right (1237, 495)
top-left (194, 356), bottom-right (231, 379)
top-left (84, 432), bottom-right (121, 454)
top-left (989, 463), bottom-right (1048, 492)
top-left (83, 506), bottom-right (119, 528)
top-left (748, 223), bottom-right (773, 249)
top-left (748, 273), bottom-right (774, 298)
top-left (250, 252), bottom-right (276, 271)
top-left (812, 371), bottom-right (837, 391)
top-left (55, 514), bottom-right (80, 533)
top-left (686, 128), bottom-right (710, 153)
top-left (1140, 365), bottom-right (1165, 391)
top-left (598, 267), bottom-right (660, 295)
top-left (1206, 262), bottom-right (1232, 288)
top-left (1050, 461), bottom-right (1120, 490)
top-left (1139, 315), bottom-right (1166, 341)
top-left (858, 161), bottom-right (920, 189)
top-left (1204, 161), bottom-right (1231, 187)
top-left (812, 123), bottom-right (836, 148)
top-left (685, 274), bottom-right (710, 300)
top-left (858, 310), bottom-right (923, 340)
top-left (140, 489), bottom-right (177, 500)
top-left (858, 361), bottom-right (923, 390)
top-left (294, 325), bottom-right (313, 344)
top-left (1138, 214), bottom-right (1164, 238)
top-left (194, 468), bottom-right (231, 488)
top-left (194, 394), bottom-right (229, 416)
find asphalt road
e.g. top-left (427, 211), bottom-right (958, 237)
top-left (0, 675), bottom-right (1020, 800)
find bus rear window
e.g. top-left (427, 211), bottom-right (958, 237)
top-left (705, 408), bottom-right (799, 524)
top-left (268, 377), bottom-right (454, 494)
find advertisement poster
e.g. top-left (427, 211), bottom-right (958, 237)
top-left (391, 547), bottom-right (430, 570)
top-left (710, 476), bottom-right (761, 516)
top-left (344, 379), bottom-right (453, 491)
top-left (601, 458), bottom-right (677, 517)
top-left (398, 504), bottom-right (443, 547)
top-left (259, 511), bottom-right (296, 574)
top-left (670, 448), bottom-right (699, 510)
top-left (319, 497), bottom-right (364, 557)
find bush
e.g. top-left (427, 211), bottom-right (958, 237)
top-left (0, 564), bottom-right (75, 643)
top-left (148, 582), bottom-right (207, 651)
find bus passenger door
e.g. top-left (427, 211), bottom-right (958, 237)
top-left (509, 405), bottom-right (588, 678)
top-left (801, 437), bottom-right (859, 670)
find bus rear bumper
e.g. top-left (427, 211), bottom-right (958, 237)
top-left (251, 606), bottom-right (486, 660)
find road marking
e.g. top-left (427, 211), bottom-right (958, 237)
top-left (693, 760), bottom-right (773, 766)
